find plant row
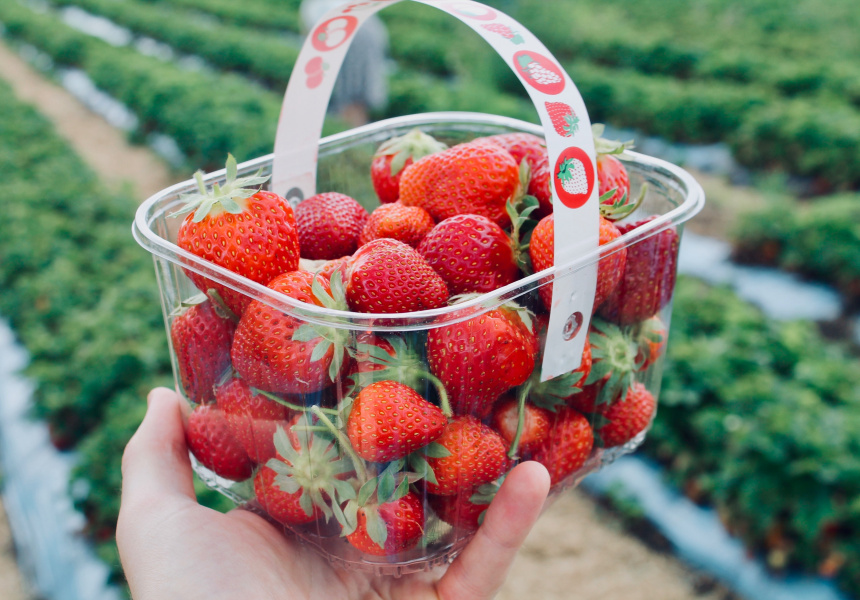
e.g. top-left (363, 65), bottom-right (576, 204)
top-left (49, 0), bottom-right (300, 90)
top-left (146, 0), bottom-right (301, 33)
top-left (648, 276), bottom-right (860, 599)
top-left (731, 193), bottom-right (860, 307)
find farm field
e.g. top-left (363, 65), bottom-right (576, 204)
top-left (0, 0), bottom-right (859, 598)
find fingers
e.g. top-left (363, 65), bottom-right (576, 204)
top-left (436, 461), bottom-right (551, 600)
top-left (120, 387), bottom-right (196, 504)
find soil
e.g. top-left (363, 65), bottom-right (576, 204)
top-left (0, 38), bottom-right (742, 600)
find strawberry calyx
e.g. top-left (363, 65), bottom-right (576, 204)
top-left (264, 415), bottom-right (356, 522)
top-left (171, 154), bottom-right (270, 223)
top-left (290, 272), bottom-right (352, 382)
top-left (374, 128), bottom-right (447, 178)
top-left (471, 475), bottom-right (506, 526)
top-left (592, 124), bottom-right (634, 159)
top-left (506, 166), bottom-right (541, 275)
top-left (586, 318), bottom-right (644, 407)
top-left (599, 184), bottom-right (647, 222)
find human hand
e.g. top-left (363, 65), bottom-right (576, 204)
top-left (117, 387), bottom-right (551, 600)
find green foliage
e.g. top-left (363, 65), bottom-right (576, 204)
top-left (649, 277), bottom-right (860, 597)
top-left (731, 193), bottom-right (860, 304)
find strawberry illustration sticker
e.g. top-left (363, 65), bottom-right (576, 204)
top-left (545, 102), bottom-right (580, 137)
top-left (514, 51), bottom-right (565, 95)
top-left (482, 23), bottom-right (524, 44)
top-left (554, 147), bottom-right (594, 209)
top-left (311, 15), bottom-right (359, 52)
top-left (443, 2), bottom-right (497, 21)
top-left (305, 56), bottom-right (328, 89)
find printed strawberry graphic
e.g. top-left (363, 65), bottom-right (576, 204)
top-left (545, 102), bottom-right (579, 137)
top-left (557, 155), bottom-right (589, 195)
top-left (231, 271), bottom-right (351, 395)
top-left (427, 301), bottom-right (537, 417)
top-left (531, 407), bottom-right (594, 486)
top-left (517, 54), bottom-right (562, 85)
top-left (529, 213), bottom-right (627, 313)
top-left (215, 376), bottom-right (291, 464)
top-left (425, 416), bottom-right (510, 495)
top-left (417, 213), bottom-right (519, 295)
top-left (345, 491), bottom-right (425, 556)
top-left (482, 23), bottom-right (524, 44)
top-left (170, 295), bottom-right (237, 404)
top-left (345, 238), bottom-right (449, 313)
top-left (347, 380), bottom-right (448, 462)
top-left (514, 51), bottom-right (565, 94)
top-left (359, 201), bottom-right (435, 248)
top-left (594, 382), bottom-right (656, 448)
top-left (399, 141), bottom-right (520, 228)
top-left (599, 218), bottom-right (680, 325)
top-left (173, 154), bottom-right (300, 315)
top-left (186, 403), bottom-right (254, 481)
top-left (370, 128), bottom-right (447, 204)
top-left (295, 192), bottom-right (368, 260)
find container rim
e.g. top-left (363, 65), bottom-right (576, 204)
top-left (133, 112), bottom-right (705, 331)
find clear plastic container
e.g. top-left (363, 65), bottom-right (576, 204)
top-left (133, 111), bottom-right (704, 574)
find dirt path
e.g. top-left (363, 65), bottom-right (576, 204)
top-left (0, 38), bottom-right (737, 600)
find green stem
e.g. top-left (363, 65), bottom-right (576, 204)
top-left (310, 405), bottom-right (369, 483)
top-left (253, 388), bottom-right (339, 415)
top-left (418, 370), bottom-right (452, 418)
top-left (507, 382), bottom-right (533, 460)
top-left (206, 288), bottom-right (239, 323)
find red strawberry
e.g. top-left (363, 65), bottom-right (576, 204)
top-left (170, 297), bottom-right (236, 403)
top-left (594, 126), bottom-right (638, 220)
top-left (545, 102), bottom-right (580, 137)
top-left (295, 192), bottom-right (368, 260)
top-left (399, 141), bottom-right (520, 228)
top-left (316, 255), bottom-right (352, 281)
top-left (599, 218), bottom-right (679, 325)
top-left (215, 377), bottom-right (291, 464)
top-left (371, 129), bottom-right (447, 204)
top-left (491, 395), bottom-right (551, 454)
top-left (174, 155), bottom-right (300, 315)
top-left (428, 478), bottom-right (501, 531)
top-left (345, 238), bottom-right (449, 313)
top-left (359, 201), bottom-right (435, 248)
top-left (634, 316), bottom-right (667, 370)
top-left (347, 380), bottom-right (447, 462)
top-left (425, 416), bottom-right (510, 495)
top-left (186, 403), bottom-right (254, 481)
top-left (531, 407), bottom-right (594, 486)
top-left (231, 270), bottom-right (351, 395)
top-left (481, 23), bottom-right (524, 44)
top-left (254, 418), bottom-right (353, 526)
top-left (529, 213), bottom-right (627, 313)
top-left (417, 214), bottom-right (519, 295)
top-left (346, 492), bottom-right (425, 555)
top-left (479, 132), bottom-right (552, 216)
top-left (597, 382), bottom-right (656, 447)
top-left (427, 303), bottom-right (537, 417)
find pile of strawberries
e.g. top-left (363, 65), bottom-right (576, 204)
top-left (168, 126), bottom-right (679, 558)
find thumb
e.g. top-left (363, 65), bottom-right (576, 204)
top-left (121, 387), bottom-right (196, 504)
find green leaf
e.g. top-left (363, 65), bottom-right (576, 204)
top-left (332, 478), bottom-right (357, 502)
top-left (357, 478), bottom-right (378, 507)
top-left (310, 339), bottom-right (333, 363)
top-left (364, 507), bottom-right (388, 550)
top-left (377, 469), bottom-right (396, 505)
top-left (423, 442), bottom-right (451, 458)
top-left (292, 324), bottom-right (320, 343)
top-left (274, 473), bottom-right (301, 495)
top-left (409, 453), bottom-right (438, 486)
top-left (391, 476), bottom-right (410, 502)
top-left (342, 500), bottom-right (359, 535)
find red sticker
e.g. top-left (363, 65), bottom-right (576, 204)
top-left (553, 147), bottom-right (595, 209)
top-left (514, 51), bottom-right (565, 95)
top-left (444, 2), bottom-right (497, 21)
top-left (311, 16), bottom-right (359, 52)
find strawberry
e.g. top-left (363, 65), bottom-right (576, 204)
top-left (417, 214), bottom-right (519, 295)
top-left (257, 418), bottom-right (354, 525)
top-left (531, 407), bottom-right (594, 486)
top-left (596, 382), bottom-right (656, 448)
top-left (427, 302), bottom-right (537, 417)
top-left (170, 296), bottom-right (236, 403)
top-left (295, 192), bottom-right (368, 260)
top-left (317, 255), bottom-right (352, 281)
top-left (173, 155), bottom-right (300, 315)
top-left (186, 403), bottom-right (254, 481)
top-left (371, 129), bottom-right (447, 204)
top-left (425, 416), bottom-right (510, 495)
top-left (359, 201), bottom-right (435, 248)
top-left (231, 270), bottom-right (351, 395)
top-left (529, 213), bottom-right (627, 313)
top-left (399, 141), bottom-right (520, 228)
top-left (346, 491), bottom-right (425, 556)
top-left (345, 238), bottom-right (449, 313)
top-left (215, 376), bottom-right (291, 464)
top-left (599, 218), bottom-right (679, 325)
top-left (483, 132), bottom-right (552, 217)
top-left (347, 380), bottom-right (447, 462)
top-left (582, 318), bottom-right (644, 411)
top-left (593, 124), bottom-right (639, 220)
top-left (545, 102), bottom-right (580, 138)
top-left (429, 478), bottom-right (502, 531)
top-left (481, 23), bottom-right (524, 44)
top-left (634, 316), bottom-right (667, 370)
top-left (491, 395), bottom-right (551, 454)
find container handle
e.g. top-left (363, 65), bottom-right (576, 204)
top-left (272, 0), bottom-right (598, 380)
